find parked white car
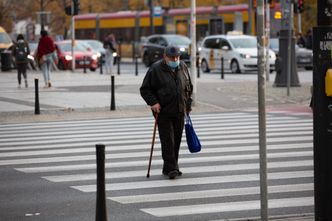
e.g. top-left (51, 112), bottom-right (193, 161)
top-left (199, 34), bottom-right (276, 73)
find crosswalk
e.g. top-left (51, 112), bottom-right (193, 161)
top-left (0, 111), bottom-right (314, 220)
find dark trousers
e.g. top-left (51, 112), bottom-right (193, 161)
top-left (17, 63), bottom-right (27, 84)
top-left (157, 114), bottom-right (184, 174)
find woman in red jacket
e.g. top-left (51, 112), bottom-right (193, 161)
top-left (36, 30), bottom-right (57, 88)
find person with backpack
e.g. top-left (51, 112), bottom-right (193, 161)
top-left (12, 34), bottom-right (30, 88)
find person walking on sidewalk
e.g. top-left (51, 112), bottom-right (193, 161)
top-left (103, 33), bottom-right (117, 75)
top-left (140, 45), bottom-right (193, 179)
top-left (36, 30), bottom-right (57, 88)
top-left (12, 34), bottom-right (30, 88)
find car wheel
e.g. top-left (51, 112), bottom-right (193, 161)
top-left (58, 60), bottom-right (65, 70)
top-left (231, 60), bottom-right (241, 73)
top-left (201, 59), bottom-right (210, 73)
top-left (143, 53), bottom-right (150, 67)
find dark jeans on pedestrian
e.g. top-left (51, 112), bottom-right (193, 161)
top-left (17, 63), bottom-right (27, 85)
top-left (158, 113), bottom-right (184, 174)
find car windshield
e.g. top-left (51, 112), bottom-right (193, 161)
top-left (0, 32), bottom-right (12, 44)
top-left (166, 36), bottom-right (191, 45)
top-left (85, 40), bottom-right (103, 49)
top-left (229, 37), bottom-right (257, 48)
top-left (58, 42), bottom-right (87, 52)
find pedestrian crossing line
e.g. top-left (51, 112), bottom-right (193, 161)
top-left (0, 113), bottom-right (254, 132)
top-left (11, 149), bottom-right (312, 168)
top-left (0, 117), bottom-right (311, 137)
top-left (0, 112), bottom-right (269, 129)
top-left (0, 123), bottom-right (312, 141)
top-left (109, 183), bottom-right (313, 204)
top-left (42, 159), bottom-right (313, 182)
top-left (0, 134), bottom-right (312, 152)
top-left (0, 129), bottom-right (313, 148)
top-left (71, 170), bottom-right (313, 192)
top-left (140, 196), bottom-right (313, 217)
top-left (0, 141), bottom-right (312, 159)
top-left (0, 118), bottom-right (312, 138)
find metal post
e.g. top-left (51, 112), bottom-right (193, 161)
top-left (83, 56), bottom-right (87, 73)
top-left (256, 0), bottom-right (268, 220)
top-left (196, 56), bottom-right (200, 78)
top-left (34, 78), bottom-right (40, 115)
top-left (265, 2), bottom-right (270, 82)
top-left (95, 144), bottom-right (108, 221)
top-left (99, 55), bottom-right (103, 74)
top-left (287, 2), bottom-right (293, 96)
top-left (190, 0), bottom-right (197, 105)
top-left (148, 0), bottom-right (154, 34)
top-left (135, 55), bottom-right (138, 76)
top-left (221, 57), bottom-right (224, 79)
top-left (71, 0), bottom-right (75, 72)
top-left (110, 75), bottom-right (115, 111)
top-left (117, 42), bottom-right (121, 75)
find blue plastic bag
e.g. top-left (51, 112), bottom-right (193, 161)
top-left (185, 114), bottom-right (201, 153)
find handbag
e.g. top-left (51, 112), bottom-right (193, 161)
top-left (185, 114), bottom-right (201, 153)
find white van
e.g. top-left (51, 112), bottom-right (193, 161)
top-left (199, 34), bottom-right (276, 73)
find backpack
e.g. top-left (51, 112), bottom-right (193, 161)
top-left (15, 42), bottom-right (28, 62)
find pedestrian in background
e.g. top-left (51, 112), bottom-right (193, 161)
top-left (140, 45), bottom-right (193, 179)
top-left (103, 33), bottom-right (117, 75)
top-left (12, 34), bottom-right (30, 88)
top-left (36, 30), bottom-right (57, 88)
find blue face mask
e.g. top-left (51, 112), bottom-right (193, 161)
top-left (167, 60), bottom-right (180, 69)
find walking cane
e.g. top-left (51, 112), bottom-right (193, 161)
top-left (146, 113), bottom-right (158, 178)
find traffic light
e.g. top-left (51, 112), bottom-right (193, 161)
top-left (65, 0), bottom-right (80, 16)
top-left (298, 0), bottom-right (304, 13)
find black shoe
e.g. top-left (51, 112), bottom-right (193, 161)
top-left (168, 170), bottom-right (178, 179)
top-left (177, 170), bottom-right (182, 176)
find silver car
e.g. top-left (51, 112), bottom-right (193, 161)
top-left (269, 38), bottom-right (313, 70)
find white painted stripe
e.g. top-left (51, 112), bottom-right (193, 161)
top-left (109, 183), bottom-right (313, 204)
top-left (43, 159), bottom-right (313, 182)
top-left (15, 150), bottom-right (313, 172)
top-left (0, 120), bottom-right (312, 138)
top-left (0, 130), bottom-right (312, 146)
top-left (71, 170), bottom-right (313, 192)
top-left (1, 142), bottom-right (312, 158)
top-left (0, 124), bottom-right (312, 140)
top-left (0, 117), bottom-right (311, 136)
top-left (140, 197), bottom-right (313, 217)
top-left (0, 113), bottom-right (252, 130)
top-left (3, 135), bottom-right (312, 152)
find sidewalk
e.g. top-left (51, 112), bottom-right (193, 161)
top-left (0, 68), bottom-right (312, 124)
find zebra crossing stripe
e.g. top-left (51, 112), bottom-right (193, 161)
top-left (13, 149), bottom-right (312, 168)
top-left (1, 142), bottom-right (312, 158)
top-left (140, 197), bottom-right (313, 217)
top-left (43, 159), bottom-right (313, 182)
top-left (71, 170), bottom-right (312, 192)
top-left (109, 183), bottom-right (313, 204)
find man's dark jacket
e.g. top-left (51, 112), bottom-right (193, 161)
top-left (140, 59), bottom-right (193, 116)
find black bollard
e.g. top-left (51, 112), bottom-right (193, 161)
top-left (196, 56), bottom-right (200, 78)
top-left (117, 56), bottom-right (121, 75)
top-left (221, 57), bottom-right (224, 79)
top-left (34, 78), bottom-right (40, 115)
top-left (95, 144), bottom-right (108, 221)
top-left (83, 56), bottom-right (87, 73)
top-left (110, 75), bottom-right (115, 110)
top-left (135, 55), bottom-right (138, 76)
top-left (99, 55), bottom-right (103, 75)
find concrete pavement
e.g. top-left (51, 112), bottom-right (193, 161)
top-left (0, 66), bottom-right (313, 124)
